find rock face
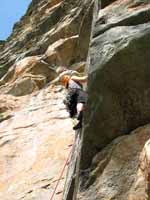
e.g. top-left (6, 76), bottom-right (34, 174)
top-left (1, 0), bottom-right (150, 200)
top-left (0, 56), bottom-right (56, 96)
top-left (0, 0), bottom-right (94, 78)
top-left (75, 0), bottom-right (150, 200)
top-left (78, 125), bottom-right (150, 200)
top-left (0, 86), bottom-right (74, 200)
top-left (0, 0), bottom-right (94, 199)
top-left (0, 0), bottom-right (94, 96)
top-left (81, 0), bottom-right (150, 168)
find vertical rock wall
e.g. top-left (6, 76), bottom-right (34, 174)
top-left (75, 0), bottom-right (150, 200)
top-left (0, 0), bottom-right (93, 78)
top-left (1, 0), bottom-right (150, 199)
top-left (0, 0), bottom-right (94, 199)
top-left (81, 0), bottom-right (150, 169)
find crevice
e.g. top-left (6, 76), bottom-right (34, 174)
top-left (93, 8), bottom-right (150, 38)
top-left (100, 0), bottom-right (117, 9)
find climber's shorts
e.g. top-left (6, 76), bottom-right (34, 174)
top-left (64, 88), bottom-right (87, 118)
top-left (77, 89), bottom-right (87, 104)
top-left (68, 88), bottom-right (87, 104)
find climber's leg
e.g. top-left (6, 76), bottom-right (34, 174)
top-left (73, 90), bottom-right (87, 130)
top-left (73, 98), bottom-right (83, 130)
top-left (77, 103), bottom-right (84, 116)
top-left (73, 103), bottom-right (83, 130)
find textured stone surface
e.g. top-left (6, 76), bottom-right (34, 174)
top-left (0, 86), bottom-right (74, 200)
top-left (1, 0), bottom-right (150, 199)
top-left (0, 0), bottom-right (93, 78)
top-left (101, 0), bottom-right (117, 8)
top-left (0, 56), bottom-right (56, 95)
top-left (0, 95), bottom-right (21, 123)
top-left (0, 95), bottom-right (20, 113)
top-left (78, 125), bottom-right (150, 200)
top-left (69, 1), bottom-right (150, 200)
top-left (0, 0), bottom-right (94, 96)
top-left (81, 0), bottom-right (150, 169)
top-left (45, 36), bottom-right (79, 66)
top-left (0, 0), bottom-right (94, 199)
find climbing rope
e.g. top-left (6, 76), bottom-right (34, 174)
top-left (49, 141), bottom-right (74, 200)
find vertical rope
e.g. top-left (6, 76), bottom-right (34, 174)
top-left (50, 143), bottom-right (74, 200)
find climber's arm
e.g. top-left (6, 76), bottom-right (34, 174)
top-left (71, 75), bottom-right (87, 83)
top-left (50, 76), bottom-right (60, 85)
top-left (51, 71), bottom-right (70, 85)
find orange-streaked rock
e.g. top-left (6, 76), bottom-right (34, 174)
top-left (45, 36), bottom-right (79, 66)
top-left (0, 86), bottom-right (74, 200)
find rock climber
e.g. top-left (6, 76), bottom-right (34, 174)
top-left (51, 66), bottom-right (87, 130)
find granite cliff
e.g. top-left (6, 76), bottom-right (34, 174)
top-left (0, 0), bottom-right (150, 200)
top-left (0, 0), bottom-right (93, 199)
top-left (77, 1), bottom-right (150, 200)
